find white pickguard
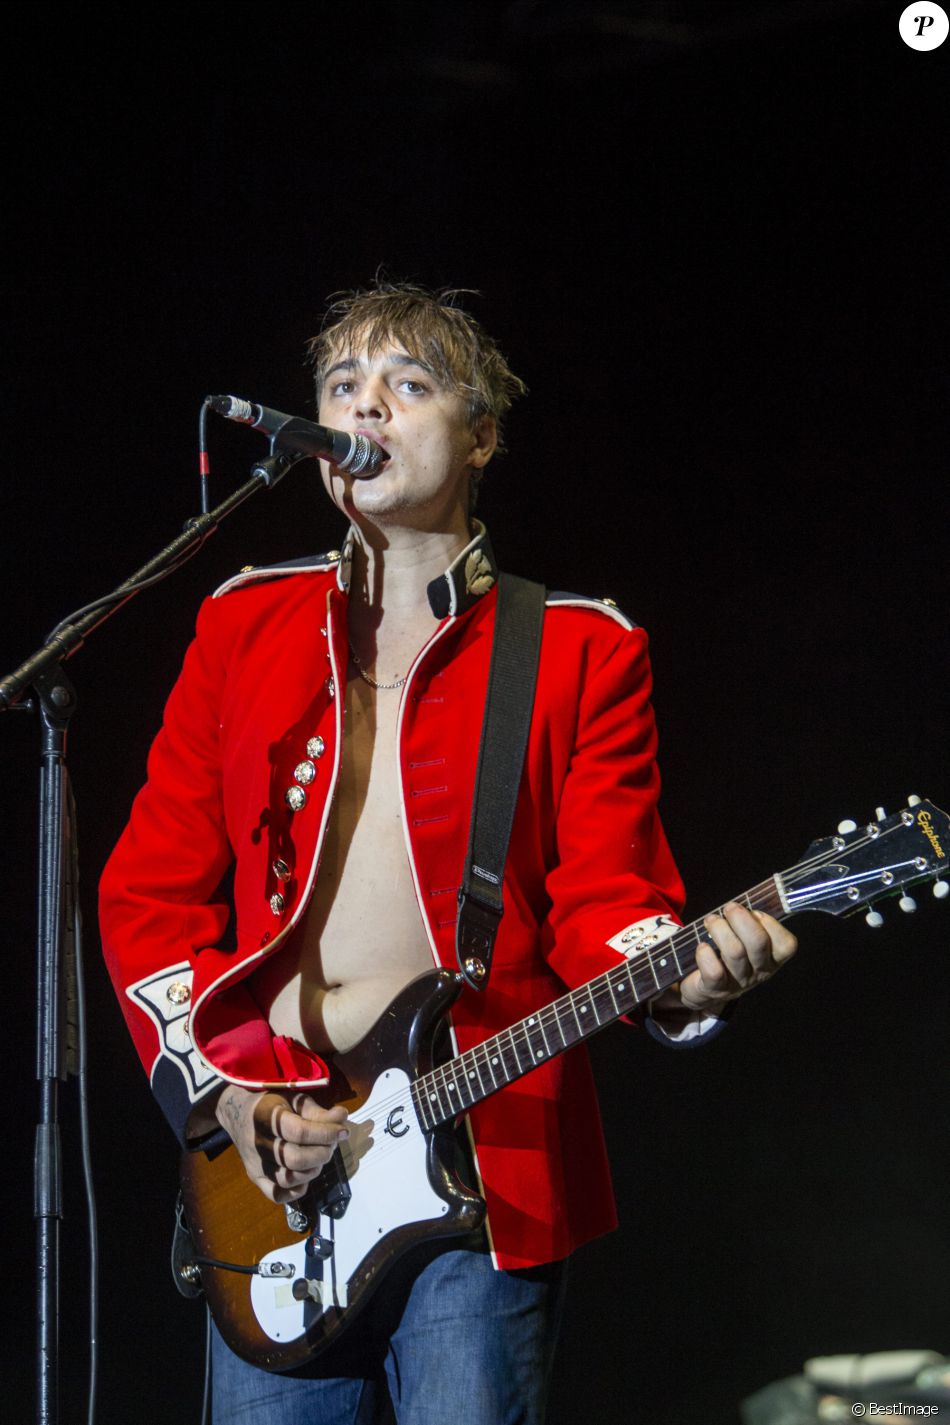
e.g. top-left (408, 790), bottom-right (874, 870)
top-left (249, 1067), bottom-right (449, 1345)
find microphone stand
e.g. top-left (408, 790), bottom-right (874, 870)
top-left (0, 447), bottom-right (304, 1425)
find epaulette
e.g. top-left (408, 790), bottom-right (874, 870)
top-left (212, 550), bottom-right (342, 599)
top-left (544, 590), bottom-right (638, 632)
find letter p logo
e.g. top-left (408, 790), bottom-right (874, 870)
top-left (899, 1), bottom-right (949, 48)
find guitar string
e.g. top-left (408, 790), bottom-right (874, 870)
top-left (335, 889), bottom-right (916, 1179)
top-left (783, 818), bottom-right (916, 883)
top-left (336, 891), bottom-right (879, 1152)
top-left (333, 877), bottom-right (789, 1160)
top-left (328, 822), bottom-right (928, 1149)
top-left (341, 845), bottom-right (915, 1145)
top-left (339, 880), bottom-right (787, 1172)
top-left (411, 872), bottom-right (787, 1120)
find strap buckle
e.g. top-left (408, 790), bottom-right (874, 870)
top-left (456, 889), bottom-right (502, 991)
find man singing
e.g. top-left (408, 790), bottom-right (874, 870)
top-left (99, 282), bottom-right (796, 1422)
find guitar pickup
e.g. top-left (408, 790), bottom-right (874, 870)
top-left (312, 1149), bottom-right (351, 1220)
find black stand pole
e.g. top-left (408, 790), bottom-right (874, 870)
top-left (1, 447), bottom-right (305, 1425)
top-left (33, 665), bottom-right (76, 1425)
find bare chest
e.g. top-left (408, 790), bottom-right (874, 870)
top-left (251, 670), bottom-right (434, 1053)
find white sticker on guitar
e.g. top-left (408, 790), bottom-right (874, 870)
top-left (606, 914), bottom-right (678, 958)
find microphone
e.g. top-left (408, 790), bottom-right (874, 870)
top-left (208, 395), bottom-right (388, 476)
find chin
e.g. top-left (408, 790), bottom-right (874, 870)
top-left (345, 483), bottom-right (415, 524)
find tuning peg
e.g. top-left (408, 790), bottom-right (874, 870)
top-left (865, 909), bottom-right (884, 928)
top-left (875, 806), bottom-right (886, 821)
top-left (837, 819), bottom-right (857, 834)
top-left (907, 794), bottom-right (922, 806)
top-left (934, 880), bottom-right (949, 901)
top-left (898, 894), bottom-right (917, 913)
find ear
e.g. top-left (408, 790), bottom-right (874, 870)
top-left (467, 415), bottom-right (497, 470)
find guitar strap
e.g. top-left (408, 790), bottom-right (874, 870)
top-left (456, 573), bottom-right (546, 992)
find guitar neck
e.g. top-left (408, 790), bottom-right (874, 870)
top-left (412, 877), bottom-right (786, 1131)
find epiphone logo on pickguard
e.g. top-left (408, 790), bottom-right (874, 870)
top-left (918, 809), bottom-right (946, 859)
top-left (384, 1106), bottom-right (410, 1138)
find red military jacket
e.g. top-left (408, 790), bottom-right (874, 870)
top-left (99, 523), bottom-right (686, 1269)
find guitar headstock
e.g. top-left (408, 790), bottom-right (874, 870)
top-left (780, 797), bottom-right (949, 923)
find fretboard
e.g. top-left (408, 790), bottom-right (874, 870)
top-left (411, 878), bottom-right (785, 1131)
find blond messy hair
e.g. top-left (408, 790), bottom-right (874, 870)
top-left (307, 281), bottom-right (527, 455)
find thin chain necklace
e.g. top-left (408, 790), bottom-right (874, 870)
top-left (348, 641), bottom-right (407, 690)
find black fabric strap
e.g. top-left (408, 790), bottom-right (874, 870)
top-left (456, 574), bottom-right (546, 991)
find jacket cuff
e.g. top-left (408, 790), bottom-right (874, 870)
top-left (152, 1056), bottom-right (225, 1148)
top-left (645, 997), bottom-right (735, 1049)
top-left (185, 1123), bottom-right (232, 1158)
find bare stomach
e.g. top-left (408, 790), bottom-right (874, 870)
top-left (249, 671), bottom-right (437, 1058)
top-left (254, 959), bottom-right (434, 1057)
top-left (250, 847), bottom-right (436, 1056)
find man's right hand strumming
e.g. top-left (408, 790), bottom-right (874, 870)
top-left (214, 1084), bottom-right (349, 1205)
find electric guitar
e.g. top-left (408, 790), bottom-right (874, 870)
top-left (177, 797), bottom-right (949, 1371)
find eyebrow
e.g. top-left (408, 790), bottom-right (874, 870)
top-left (323, 352), bottom-right (439, 381)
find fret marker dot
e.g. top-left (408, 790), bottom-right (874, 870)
top-left (429, 1094), bottom-right (437, 1101)
top-left (469, 1071), bottom-right (476, 1079)
top-left (492, 1056), bottom-right (498, 1065)
top-left (618, 983), bottom-right (626, 992)
top-left (449, 1084), bottom-right (455, 1092)
top-left (581, 1006), bottom-right (588, 1013)
top-left (528, 1017), bottom-right (535, 1024)
top-left (659, 958), bottom-right (667, 967)
top-left (536, 1050), bottom-right (544, 1059)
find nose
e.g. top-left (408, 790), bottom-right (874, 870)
top-left (354, 374), bottom-right (390, 423)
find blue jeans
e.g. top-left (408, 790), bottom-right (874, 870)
top-left (211, 1235), bottom-right (569, 1424)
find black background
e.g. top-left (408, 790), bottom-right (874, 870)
top-left (2, 3), bottom-right (948, 1421)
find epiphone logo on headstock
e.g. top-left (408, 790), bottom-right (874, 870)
top-left (917, 809), bottom-right (945, 859)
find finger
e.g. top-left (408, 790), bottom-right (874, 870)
top-left (272, 1182), bottom-right (310, 1206)
top-left (699, 920), bottom-right (752, 989)
top-left (704, 904), bottom-right (768, 982)
top-left (724, 901), bottom-right (772, 969)
top-left (270, 1137), bottom-right (326, 1173)
top-left (693, 943), bottom-right (738, 997)
top-left (752, 910), bottom-right (799, 965)
top-left (271, 1161), bottom-right (326, 1190)
top-left (672, 959), bottom-right (733, 1013)
top-left (271, 1138), bottom-right (337, 1175)
top-left (297, 1094), bottom-right (348, 1128)
top-left (267, 1100), bottom-right (349, 1148)
top-left (277, 1113), bottom-right (350, 1151)
top-left (294, 1097), bottom-right (349, 1127)
top-left (255, 1138), bottom-right (335, 1188)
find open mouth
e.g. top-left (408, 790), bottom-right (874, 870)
top-left (356, 428), bottom-right (388, 449)
top-left (352, 429), bottom-right (391, 475)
